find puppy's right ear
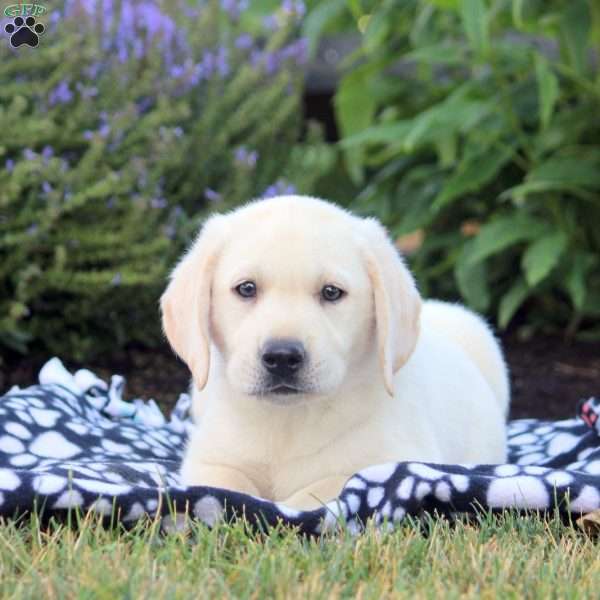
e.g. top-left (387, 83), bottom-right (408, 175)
top-left (359, 217), bottom-right (422, 397)
top-left (160, 215), bottom-right (227, 390)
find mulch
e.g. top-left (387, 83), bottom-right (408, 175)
top-left (1, 334), bottom-right (598, 421)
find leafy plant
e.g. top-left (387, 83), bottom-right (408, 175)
top-left (0, 0), bottom-right (333, 362)
top-left (314, 0), bottom-right (600, 337)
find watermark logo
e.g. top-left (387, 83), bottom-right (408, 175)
top-left (4, 4), bottom-right (47, 47)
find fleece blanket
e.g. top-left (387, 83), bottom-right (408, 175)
top-left (1, 358), bottom-right (600, 534)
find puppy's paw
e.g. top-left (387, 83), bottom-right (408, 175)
top-left (281, 475), bottom-right (349, 511)
top-left (180, 463), bottom-right (262, 498)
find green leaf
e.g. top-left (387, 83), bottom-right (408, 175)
top-left (455, 242), bottom-right (491, 312)
top-left (560, 2), bottom-right (591, 75)
top-left (404, 43), bottom-right (465, 65)
top-left (511, 0), bottom-right (524, 29)
top-left (565, 253), bottom-right (598, 310)
top-left (466, 216), bottom-right (548, 266)
top-left (503, 156), bottom-right (600, 201)
top-left (302, 0), bottom-right (348, 56)
top-left (335, 66), bottom-right (378, 183)
top-left (498, 278), bottom-right (530, 328)
top-left (460, 0), bottom-right (489, 56)
top-left (401, 96), bottom-right (493, 152)
top-left (521, 231), bottom-right (567, 286)
top-left (433, 145), bottom-right (514, 210)
top-left (535, 54), bottom-right (559, 130)
top-left (339, 121), bottom-right (412, 148)
top-left (429, 0), bottom-right (460, 9)
top-left (363, 10), bottom-right (391, 54)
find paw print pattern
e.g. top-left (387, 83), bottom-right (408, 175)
top-left (5, 16), bottom-right (45, 48)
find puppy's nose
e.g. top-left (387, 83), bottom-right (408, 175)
top-left (261, 339), bottom-right (305, 378)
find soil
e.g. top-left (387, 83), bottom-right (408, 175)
top-left (1, 334), bottom-right (598, 422)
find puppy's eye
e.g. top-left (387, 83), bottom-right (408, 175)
top-left (321, 285), bottom-right (345, 302)
top-left (235, 281), bottom-right (257, 298)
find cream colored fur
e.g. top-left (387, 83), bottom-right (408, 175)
top-left (161, 195), bottom-right (510, 510)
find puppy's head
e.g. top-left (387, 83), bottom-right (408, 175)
top-left (161, 196), bottom-right (421, 401)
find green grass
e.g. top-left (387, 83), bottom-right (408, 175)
top-left (0, 511), bottom-right (597, 599)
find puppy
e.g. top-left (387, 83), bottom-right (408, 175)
top-left (161, 196), bottom-right (509, 510)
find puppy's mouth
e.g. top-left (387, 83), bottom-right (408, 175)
top-left (248, 380), bottom-right (314, 402)
top-left (265, 384), bottom-right (302, 395)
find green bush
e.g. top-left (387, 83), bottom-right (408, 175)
top-left (0, 0), bottom-right (333, 362)
top-left (315, 0), bottom-right (600, 337)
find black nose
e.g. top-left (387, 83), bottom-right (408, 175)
top-left (261, 339), bottom-right (305, 378)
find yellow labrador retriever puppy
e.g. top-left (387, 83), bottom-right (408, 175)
top-left (161, 196), bottom-right (509, 510)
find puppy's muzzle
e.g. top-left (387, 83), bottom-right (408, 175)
top-left (261, 339), bottom-right (305, 383)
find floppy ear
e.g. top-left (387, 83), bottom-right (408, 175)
top-left (360, 218), bottom-right (422, 396)
top-left (160, 215), bottom-right (227, 390)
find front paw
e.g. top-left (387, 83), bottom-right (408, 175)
top-left (180, 462), bottom-right (262, 498)
top-left (281, 476), bottom-right (349, 510)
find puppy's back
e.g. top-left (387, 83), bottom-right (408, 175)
top-left (420, 300), bottom-right (510, 417)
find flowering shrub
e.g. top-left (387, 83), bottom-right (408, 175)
top-left (0, 0), bottom-right (332, 361)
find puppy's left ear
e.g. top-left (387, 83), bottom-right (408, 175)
top-left (360, 218), bottom-right (422, 396)
top-left (160, 215), bottom-right (228, 390)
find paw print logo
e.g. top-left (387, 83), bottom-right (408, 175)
top-left (5, 16), bottom-right (45, 48)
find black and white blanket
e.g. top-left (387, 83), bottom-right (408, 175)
top-left (1, 358), bottom-right (600, 534)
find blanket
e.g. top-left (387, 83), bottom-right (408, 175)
top-left (1, 358), bottom-right (599, 534)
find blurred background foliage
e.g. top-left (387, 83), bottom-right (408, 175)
top-left (305, 0), bottom-right (600, 340)
top-left (1, 0), bottom-right (598, 367)
top-left (0, 0), bottom-right (334, 362)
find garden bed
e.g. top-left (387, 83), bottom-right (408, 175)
top-left (2, 333), bottom-right (597, 421)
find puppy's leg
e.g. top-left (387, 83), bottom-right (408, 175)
top-left (281, 475), bottom-right (350, 511)
top-left (180, 462), bottom-right (262, 497)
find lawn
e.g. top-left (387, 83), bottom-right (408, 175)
top-left (0, 511), bottom-right (597, 599)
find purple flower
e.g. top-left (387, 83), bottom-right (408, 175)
top-left (49, 81), bottom-right (73, 106)
top-left (263, 14), bottom-right (279, 31)
top-left (189, 62), bottom-right (204, 86)
top-left (83, 130), bottom-right (94, 141)
top-left (5, 159), bottom-right (14, 172)
top-left (215, 46), bottom-right (229, 78)
top-left (99, 124), bottom-right (111, 138)
top-left (221, 0), bottom-right (240, 19)
top-left (42, 146), bottom-right (54, 162)
top-left (150, 197), bottom-right (168, 209)
top-left (262, 179), bottom-right (297, 198)
top-left (201, 51), bottom-right (215, 79)
top-left (250, 49), bottom-right (263, 68)
top-left (234, 146), bottom-right (258, 168)
top-left (281, 38), bottom-right (308, 65)
top-left (235, 33), bottom-right (253, 50)
top-left (42, 181), bottom-right (53, 195)
top-left (263, 184), bottom-right (279, 198)
top-left (86, 62), bottom-right (102, 79)
top-left (282, 0), bottom-right (306, 17)
top-left (106, 197), bottom-right (116, 209)
top-left (264, 52), bottom-right (280, 75)
top-left (221, 0), bottom-right (249, 19)
top-left (26, 223), bottom-right (39, 236)
top-left (118, 43), bottom-right (128, 63)
top-left (111, 272), bottom-right (122, 286)
top-left (170, 64), bottom-right (186, 78)
top-left (23, 148), bottom-right (37, 161)
top-left (204, 188), bottom-right (222, 203)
